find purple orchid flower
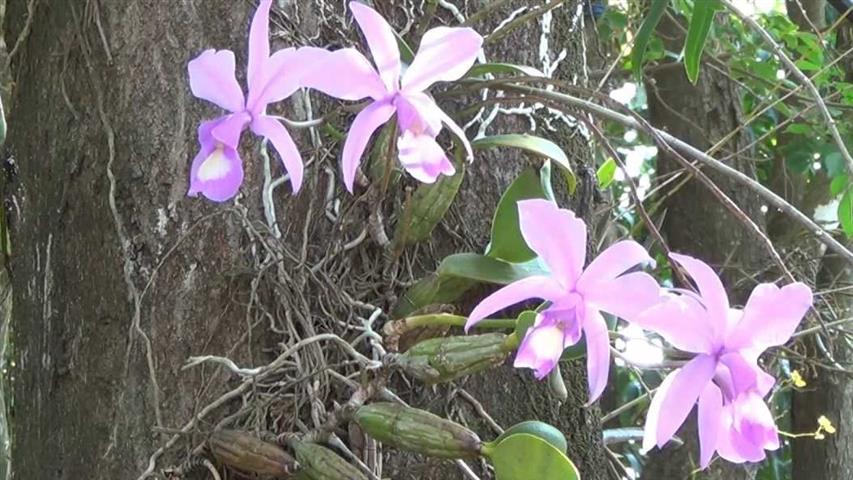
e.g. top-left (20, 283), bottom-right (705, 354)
top-left (187, 0), bottom-right (312, 201)
top-left (465, 199), bottom-right (661, 402)
top-left (636, 253), bottom-right (812, 467)
top-left (303, 2), bottom-right (483, 191)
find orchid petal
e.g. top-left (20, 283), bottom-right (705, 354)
top-left (642, 369), bottom-right (679, 453)
top-left (402, 26), bottom-right (483, 92)
top-left (250, 116), bottom-right (304, 192)
top-left (188, 49), bottom-right (245, 113)
top-left (576, 240), bottom-right (655, 292)
top-left (514, 323), bottom-right (565, 380)
top-left (466, 275), bottom-right (565, 331)
top-left (517, 199), bottom-right (586, 288)
top-left (718, 352), bottom-right (775, 397)
top-left (397, 130), bottom-right (455, 183)
top-left (727, 282), bottom-right (812, 351)
top-left (210, 112), bottom-right (251, 149)
top-left (579, 271), bottom-right (662, 323)
top-left (717, 394), bottom-right (776, 463)
top-left (653, 354), bottom-right (717, 447)
top-left (301, 48), bottom-right (388, 101)
top-left (188, 118), bottom-right (244, 202)
top-left (698, 382), bottom-right (723, 468)
top-left (395, 92), bottom-right (443, 136)
top-left (583, 309), bottom-right (611, 402)
top-left (350, 1), bottom-right (401, 91)
top-left (340, 100), bottom-right (396, 192)
top-left (247, 0), bottom-right (272, 93)
top-left (246, 47), bottom-right (300, 113)
top-left (670, 253), bottom-right (730, 329)
top-left (633, 293), bottom-right (715, 354)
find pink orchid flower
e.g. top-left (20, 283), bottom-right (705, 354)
top-left (635, 254), bottom-right (812, 467)
top-left (303, 2), bottom-right (482, 191)
top-left (465, 199), bottom-right (661, 402)
top-left (187, 0), bottom-right (312, 201)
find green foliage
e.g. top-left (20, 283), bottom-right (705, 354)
top-left (684, 0), bottom-right (719, 83)
top-left (485, 168), bottom-right (546, 262)
top-left (495, 421), bottom-right (569, 454)
top-left (484, 433), bottom-right (581, 480)
top-left (466, 63), bottom-right (545, 78)
top-left (840, 188), bottom-right (853, 238)
top-left (596, 157), bottom-right (617, 189)
top-left (631, 0), bottom-right (670, 79)
top-left (472, 134), bottom-right (576, 193)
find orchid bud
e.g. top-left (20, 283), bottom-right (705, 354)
top-left (394, 333), bottom-right (511, 384)
top-left (291, 441), bottom-right (367, 480)
top-left (354, 402), bottom-right (482, 459)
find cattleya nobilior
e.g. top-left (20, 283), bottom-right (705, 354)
top-left (465, 199), bottom-right (661, 401)
top-left (187, 0), bottom-right (313, 201)
top-left (302, 2), bottom-right (482, 191)
top-left (635, 254), bottom-right (812, 467)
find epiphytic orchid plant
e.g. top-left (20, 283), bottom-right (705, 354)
top-left (466, 199), bottom-right (661, 401)
top-left (634, 254), bottom-right (812, 466)
top-left (303, 2), bottom-right (482, 190)
top-left (181, 1), bottom-right (824, 478)
top-left (187, 0), bottom-right (312, 201)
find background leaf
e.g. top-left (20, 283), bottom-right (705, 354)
top-left (684, 0), bottom-right (719, 83)
top-left (839, 188), bottom-right (853, 238)
top-left (597, 157), bottom-right (617, 189)
top-left (438, 253), bottom-right (546, 286)
top-left (631, 0), bottom-right (670, 79)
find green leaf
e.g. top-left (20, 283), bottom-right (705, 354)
top-left (466, 63), bottom-right (545, 78)
top-left (684, 0), bottom-right (719, 83)
top-left (830, 175), bottom-right (849, 197)
top-left (438, 253), bottom-right (547, 286)
top-left (394, 31), bottom-right (415, 64)
top-left (540, 160), bottom-right (556, 201)
top-left (632, 0), bottom-right (670, 79)
top-left (513, 310), bottom-right (538, 341)
top-left (485, 433), bottom-right (580, 480)
top-left (784, 123), bottom-right (810, 135)
top-left (822, 150), bottom-right (844, 178)
top-left (597, 157), bottom-right (617, 189)
top-left (394, 152), bottom-right (465, 246)
top-left (392, 274), bottom-right (442, 318)
top-left (840, 189), bottom-right (853, 238)
top-left (472, 134), bottom-right (576, 193)
top-left (496, 421), bottom-right (568, 454)
top-left (486, 169), bottom-right (545, 262)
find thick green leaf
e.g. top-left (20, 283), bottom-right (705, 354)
top-left (540, 160), bottom-right (556, 201)
top-left (840, 188), bottom-right (853, 238)
top-left (472, 134), bottom-right (575, 193)
top-left (632, 0), bottom-right (669, 79)
top-left (684, 0), bottom-right (719, 83)
top-left (438, 253), bottom-right (546, 286)
top-left (597, 158), bottom-right (617, 189)
top-left (485, 433), bottom-right (580, 480)
top-left (466, 62), bottom-right (545, 78)
top-left (394, 152), bottom-right (465, 245)
top-left (513, 310), bottom-right (539, 340)
top-left (494, 420), bottom-right (569, 453)
top-left (485, 169), bottom-right (545, 262)
top-left (831, 175), bottom-right (849, 197)
top-left (392, 274), bottom-right (442, 318)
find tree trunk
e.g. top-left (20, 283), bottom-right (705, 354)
top-left (640, 12), bottom-right (768, 480)
top-left (791, 8), bottom-right (853, 479)
top-left (3, 1), bottom-right (608, 479)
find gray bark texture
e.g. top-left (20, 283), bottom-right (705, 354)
top-left (3, 1), bottom-right (609, 479)
top-left (639, 11), bottom-right (768, 480)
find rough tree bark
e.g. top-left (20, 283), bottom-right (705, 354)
top-left (791, 6), bottom-right (853, 478)
top-left (639, 11), bottom-right (769, 480)
top-left (3, 1), bottom-right (608, 479)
